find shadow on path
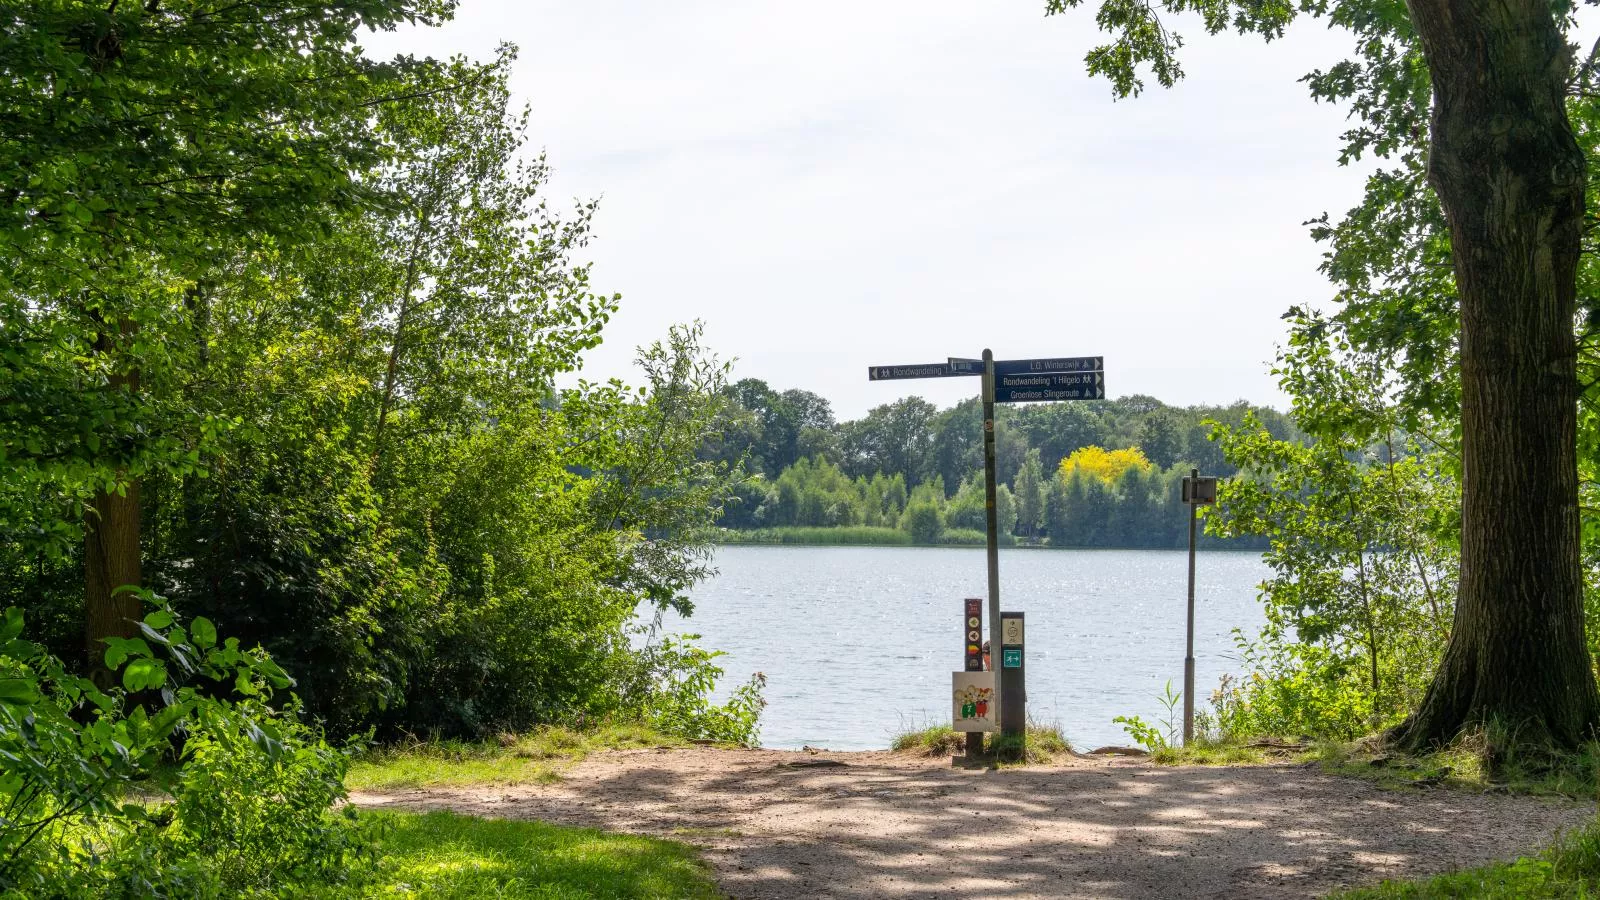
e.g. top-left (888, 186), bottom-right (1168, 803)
top-left (355, 749), bottom-right (1594, 899)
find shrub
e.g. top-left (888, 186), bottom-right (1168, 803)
top-left (0, 599), bottom-right (376, 897)
top-left (626, 635), bottom-right (765, 746)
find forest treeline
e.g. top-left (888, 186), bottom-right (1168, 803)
top-left (2, 42), bottom-right (756, 744)
top-left (702, 380), bottom-right (1292, 548)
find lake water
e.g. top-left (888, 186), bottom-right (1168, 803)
top-left (663, 545), bottom-right (1272, 751)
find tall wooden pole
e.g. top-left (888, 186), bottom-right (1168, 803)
top-left (1184, 467), bottom-right (1198, 745)
top-left (982, 350), bottom-right (1004, 737)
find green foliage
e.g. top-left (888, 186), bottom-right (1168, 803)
top-left (901, 481), bottom-right (946, 544)
top-left (1114, 680), bottom-right (1183, 752)
top-left (362, 810), bottom-right (722, 899)
top-left (1201, 635), bottom-right (1375, 742)
top-left (712, 391), bottom-right (1283, 548)
top-left (717, 526), bottom-right (912, 546)
top-left (0, 0), bottom-right (454, 570)
top-left (0, 602), bottom-right (374, 897)
top-left (890, 723), bottom-right (967, 756)
top-left (1335, 819), bottom-right (1600, 898)
top-left (346, 724), bottom-right (684, 791)
top-left (3, 34), bottom-right (759, 751)
top-left (625, 635), bottom-right (765, 747)
top-left (1204, 321), bottom-right (1458, 742)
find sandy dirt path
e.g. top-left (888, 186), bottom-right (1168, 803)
top-left (353, 747), bottom-right (1595, 899)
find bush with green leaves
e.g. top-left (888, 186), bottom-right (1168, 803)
top-left (624, 635), bottom-right (766, 747)
top-left (0, 601), bottom-right (374, 898)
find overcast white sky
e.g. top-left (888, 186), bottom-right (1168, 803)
top-left (365, 1), bottom-right (1375, 419)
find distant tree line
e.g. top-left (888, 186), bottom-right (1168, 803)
top-left (704, 380), bottom-right (1294, 548)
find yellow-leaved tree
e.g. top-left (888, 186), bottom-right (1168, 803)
top-left (1058, 446), bottom-right (1153, 483)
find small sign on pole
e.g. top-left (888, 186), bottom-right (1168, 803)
top-left (963, 598), bottom-right (984, 672)
top-left (1182, 475), bottom-right (1218, 505)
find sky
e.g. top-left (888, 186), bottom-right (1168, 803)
top-left (363, 1), bottom-right (1376, 420)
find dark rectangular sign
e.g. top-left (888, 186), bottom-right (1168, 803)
top-left (996, 371), bottom-right (1103, 391)
top-left (994, 381), bottom-right (1106, 403)
top-left (867, 362), bottom-right (978, 381)
top-left (993, 356), bottom-right (1103, 376)
top-left (963, 598), bottom-right (984, 671)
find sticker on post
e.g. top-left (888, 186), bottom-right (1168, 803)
top-left (1001, 614), bottom-right (1023, 646)
top-left (952, 671), bottom-right (997, 732)
top-left (1002, 647), bottom-right (1022, 669)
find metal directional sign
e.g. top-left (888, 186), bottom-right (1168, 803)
top-left (866, 362), bottom-right (979, 381)
top-left (947, 357), bottom-right (982, 374)
top-left (992, 356), bottom-right (1103, 376)
top-left (1002, 648), bottom-right (1022, 669)
top-left (995, 371), bottom-right (1104, 402)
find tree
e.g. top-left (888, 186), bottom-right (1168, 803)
top-left (1138, 409), bottom-right (1185, 469)
top-left (0, 1), bottom-right (451, 682)
top-left (1045, 0), bottom-right (1600, 749)
top-left (1014, 448), bottom-right (1047, 538)
top-left (1059, 446), bottom-right (1152, 484)
top-left (839, 397), bottom-right (938, 485)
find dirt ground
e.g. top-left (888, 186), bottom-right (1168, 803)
top-left (353, 747), bottom-right (1596, 899)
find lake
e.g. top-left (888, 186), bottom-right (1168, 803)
top-left (663, 545), bottom-right (1272, 751)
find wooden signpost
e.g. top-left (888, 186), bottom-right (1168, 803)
top-left (868, 349), bottom-right (1105, 758)
top-left (1181, 470), bottom-right (1219, 745)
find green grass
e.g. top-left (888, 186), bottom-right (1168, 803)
top-left (1332, 817), bottom-right (1600, 899)
top-left (890, 722), bottom-right (1071, 764)
top-left (1149, 739), bottom-right (1271, 766)
top-left (716, 526), bottom-right (912, 546)
top-left (359, 810), bottom-right (722, 899)
top-left (1307, 732), bottom-right (1600, 798)
top-left (347, 724), bottom-right (685, 791)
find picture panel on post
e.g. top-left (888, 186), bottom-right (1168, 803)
top-left (953, 671), bottom-right (998, 732)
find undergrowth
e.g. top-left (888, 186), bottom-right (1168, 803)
top-left (890, 721), bottom-right (1071, 764)
top-left (1333, 816), bottom-right (1600, 899)
top-left (346, 724), bottom-right (687, 791)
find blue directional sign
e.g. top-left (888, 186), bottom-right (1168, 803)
top-left (994, 374), bottom-right (1106, 404)
top-left (866, 362), bottom-right (979, 381)
top-left (996, 372), bottom-right (1103, 391)
top-left (992, 356), bottom-right (1103, 376)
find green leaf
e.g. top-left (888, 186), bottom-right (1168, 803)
top-left (143, 610), bottom-right (174, 630)
top-left (0, 679), bottom-right (41, 706)
top-left (122, 659), bottom-right (167, 693)
top-left (190, 617), bottom-right (217, 649)
top-left (0, 608), bottom-right (21, 643)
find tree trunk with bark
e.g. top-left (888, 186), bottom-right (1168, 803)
top-left (1391, 0), bottom-right (1600, 751)
top-left (84, 323), bottom-right (142, 688)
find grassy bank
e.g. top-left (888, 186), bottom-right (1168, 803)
top-left (347, 724), bottom-right (685, 791)
top-left (714, 526), bottom-right (1003, 547)
top-left (891, 722), bottom-right (1072, 764)
top-left (361, 810), bottom-right (720, 899)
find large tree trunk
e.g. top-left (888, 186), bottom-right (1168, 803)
top-left (84, 323), bottom-right (142, 689)
top-left (1391, 0), bottom-right (1600, 751)
top-left (85, 476), bottom-right (141, 687)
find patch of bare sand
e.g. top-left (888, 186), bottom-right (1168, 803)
top-left (353, 747), bottom-right (1595, 899)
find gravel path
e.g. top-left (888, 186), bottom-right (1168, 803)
top-left (353, 747), bottom-right (1595, 899)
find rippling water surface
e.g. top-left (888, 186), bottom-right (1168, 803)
top-left (664, 545), bottom-right (1270, 751)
